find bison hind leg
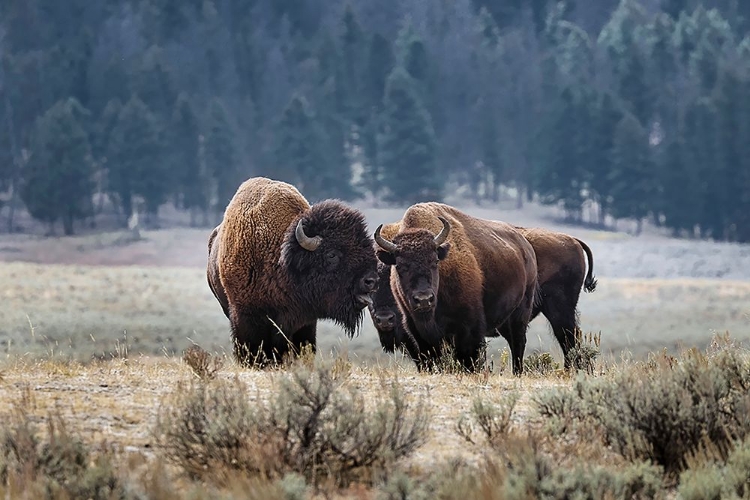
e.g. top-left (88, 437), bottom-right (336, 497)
top-left (540, 288), bottom-right (582, 370)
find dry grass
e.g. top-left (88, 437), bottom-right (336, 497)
top-left (0, 336), bottom-right (748, 498)
top-left (1, 262), bottom-right (749, 368)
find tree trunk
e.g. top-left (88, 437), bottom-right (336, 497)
top-left (63, 212), bottom-right (74, 236)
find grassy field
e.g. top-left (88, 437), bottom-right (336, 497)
top-left (1, 341), bottom-right (749, 498)
top-left (1, 203), bottom-right (749, 498)
top-left (1, 261), bottom-right (748, 366)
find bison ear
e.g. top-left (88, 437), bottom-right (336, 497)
top-left (376, 249), bottom-right (396, 266)
top-left (437, 242), bottom-right (450, 261)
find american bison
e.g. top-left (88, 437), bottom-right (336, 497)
top-left (207, 177), bottom-right (379, 365)
top-left (374, 202), bottom-right (539, 374)
top-left (494, 227), bottom-right (596, 369)
top-left (368, 260), bottom-right (418, 356)
top-left (369, 225), bottom-right (597, 372)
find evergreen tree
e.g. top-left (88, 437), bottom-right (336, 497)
top-left (587, 91), bottom-right (623, 226)
top-left (608, 111), bottom-right (656, 234)
top-left (713, 67), bottom-right (750, 241)
top-left (359, 33), bottom-right (395, 196)
top-left (21, 98), bottom-right (93, 235)
top-left (377, 66), bottom-right (440, 204)
top-left (658, 137), bottom-right (699, 236)
top-left (107, 96), bottom-right (166, 223)
top-left (535, 87), bottom-right (590, 219)
top-left (340, 3), bottom-right (367, 128)
top-left (133, 46), bottom-right (177, 126)
top-left (273, 94), bottom-right (339, 201)
top-left (683, 97), bottom-right (721, 238)
top-left (205, 97), bottom-right (241, 215)
top-left (169, 93), bottom-right (205, 224)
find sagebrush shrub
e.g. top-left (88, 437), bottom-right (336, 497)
top-left (456, 393), bottom-right (518, 448)
top-left (155, 362), bottom-right (430, 486)
top-left (378, 436), bottom-right (664, 500)
top-left (0, 403), bottom-right (125, 500)
top-left (535, 344), bottom-right (750, 475)
top-left (679, 438), bottom-right (750, 500)
top-left (524, 352), bottom-right (559, 376)
top-left (182, 344), bottom-right (223, 380)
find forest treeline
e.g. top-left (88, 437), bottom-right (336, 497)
top-left (0, 0), bottom-right (749, 240)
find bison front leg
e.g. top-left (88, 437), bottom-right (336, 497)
top-left (291, 323), bottom-right (317, 357)
top-left (401, 314), bottom-right (442, 371)
top-left (450, 325), bottom-right (486, 373)
top-left (230, 310), bottom-right (286, 367)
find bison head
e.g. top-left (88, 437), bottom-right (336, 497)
top-left (374, 217), bottom-right (450, 325)
top-left (280, 200), bottom-right (379, 337)
top-left (368, 261), bottom-right (402, 352)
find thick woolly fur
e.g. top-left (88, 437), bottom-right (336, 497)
top-left (376, 202), bottom-right (539, 374)
top-left (207, 177), bottom-right (378, 365)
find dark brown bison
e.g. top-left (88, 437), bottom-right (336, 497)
top-left (369, 225), bottom-right (597, 371)
top-left (367, 260), bottom-right (419, 356)
top-left (374, 202), bottom-right (539, 374)
top-left (494, 227), bottom-right (596, 369)
top-left (207, 177), bottom-right (378, 365)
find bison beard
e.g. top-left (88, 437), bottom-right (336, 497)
top-left (208, 179), bottom-right (378, 366)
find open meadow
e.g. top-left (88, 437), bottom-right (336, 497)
top-left (1, 201), bottom-right (750, 498)
top-left (1, 201), bottom-right (749, 364)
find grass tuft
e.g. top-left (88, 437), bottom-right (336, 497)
top-left (182, 344), bottom-right (223, 380)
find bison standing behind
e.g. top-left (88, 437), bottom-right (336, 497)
top-left (374, 202), bottom-right (539, 374)
top-left (369, 225), bottom-right (597, 372)
top-left (207, 177), bottom-right (378, 365)
top-left (508, 227), bottom-right (597, 368)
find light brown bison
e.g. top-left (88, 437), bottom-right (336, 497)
top-left (207, 177), bottom-right (378, 365)
top-left (374, 202), bottom-right (539, 374)
top-left (369, 225), bottom-right (597, 371)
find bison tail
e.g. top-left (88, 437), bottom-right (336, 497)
top-left (575, 238), bottom-right (598, 293)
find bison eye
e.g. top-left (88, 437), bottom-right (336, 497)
top-left (325, 250), bottom-right (340, 268)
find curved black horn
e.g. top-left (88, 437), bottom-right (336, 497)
top-left (374, 225), bottom-right (398, 253)
top-left (433, 217), bottom-right (450, 246)
top-left (295, 220), bottom-right (322, 251)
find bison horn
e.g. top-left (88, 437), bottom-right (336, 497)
top-left (433, 217), bottom-right (450, 246)
top-left (295, 220), bottom-right (322, 252)
top-left (374, 225), bottom-right (398, 253)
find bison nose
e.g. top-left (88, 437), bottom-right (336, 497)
top-left (374, 311), bottom-right (396, 330)
top-left (360, 272), bottom-right (378, 293)
top-left (411, 291), bottom-right (435, 311)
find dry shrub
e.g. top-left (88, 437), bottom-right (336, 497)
top-left (456, 393), bottom-right (519, 447)
top-left (0, 393), bottom-right (125, 500)
top-left (524, 352), bottom-right (559, 376)
top-left (535, 341), bottom-right (750, 476)
top-left (378, 436), bottom-right (663, 500)
top-left (566, 330), bottom-right (601, 374)
top-left (182, 344), bottom-right (223, 380)
top-left (154, 361), bottom-right (430, 487)
top-left (679, 438), bottom-right (750, 500)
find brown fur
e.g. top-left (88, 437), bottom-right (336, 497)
top-left (207, 177), bottom-right (378, 365)
top-left (376, 203), bottom-right (539, 374)
top-left (370, 224), bottom-right (597, 371)
top-left (498, 228), bottom-right (597, 369)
